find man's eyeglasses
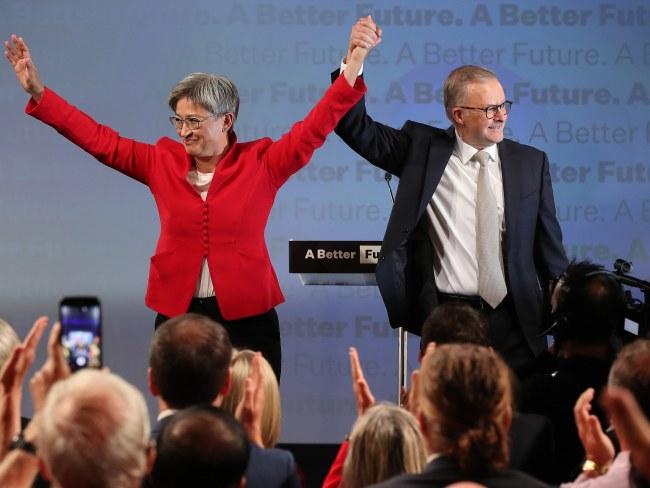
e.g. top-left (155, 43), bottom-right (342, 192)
top-left (169, 114), bottom-right (217, 131)
top-left (458, 101), bottom-right (513, 119)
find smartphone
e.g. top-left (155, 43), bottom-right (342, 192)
top-left (59, 296), bottom-right (102, 371)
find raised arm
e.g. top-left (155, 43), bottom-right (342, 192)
top-left (5, 35), bottom-right (156, 185)
top-left (332, 17), bottom-right (410, 176)
top-left (261, 33), bottom-right (372, 187)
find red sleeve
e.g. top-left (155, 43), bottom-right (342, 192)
top-left (262, 75), bottom-right (366, 188)
top-left (322, 440), bottom-right (350, 488)
top-left (26, 87), bottom-right (156, 185)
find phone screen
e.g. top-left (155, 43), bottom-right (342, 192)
top-left (59, 297), bottom-right (102, 371)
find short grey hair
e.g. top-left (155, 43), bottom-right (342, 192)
top-left (168, 73), bottom-right (239, 123)
top-left (39, 370), bottom-right (150, 488)
top-left (0, 318), bottom-right (20, 370)
top-left (443, 65), bottom-right (498, 122)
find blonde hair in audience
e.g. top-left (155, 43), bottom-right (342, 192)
top-left (419, 344), bottom-right (512, 474)
top-left (221, 349), bottom-right (281, 447)
top-left (342, 403), bottom-right (427, 488)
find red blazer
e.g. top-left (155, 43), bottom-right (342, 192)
top-left (27, 75), bottom-right (365, 319)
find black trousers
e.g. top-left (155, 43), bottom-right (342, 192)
top-left (436, 293), bottom-right (535, 379)
top-left (155, 296), bottom-right (282, 381)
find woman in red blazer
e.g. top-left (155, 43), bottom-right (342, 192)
top-left (5, 34), bottom-right (369, 379)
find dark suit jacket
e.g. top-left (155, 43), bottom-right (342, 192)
top-left (332, 70), bottom-right (568, 353)
top-left (246, 445), bottom-right (300, 488)
top-left (371, 456), bottom-right (552, 488)
top-left (509, 412), bottom-right (556, 483)
top-left (151, 414), bottom-right (173, 441)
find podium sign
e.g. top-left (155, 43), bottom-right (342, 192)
top-left (288, 240), bottom-right (382, 285)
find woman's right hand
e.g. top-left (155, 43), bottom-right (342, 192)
top-left (4, 34), bottom-right (45, 102)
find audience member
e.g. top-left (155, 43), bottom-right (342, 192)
top-left (601, 387), bottom-right (650, 483)
top-left (418, 303), bottom-right (556, 483)
top-left (342, 403), bottom-right (426, 488)
top-left (222, 349), bottom-right (281, 448)
top-left (148, 314), bottom-right (299, 488)
top-left (0, 319), bottom-right (150, 488)
top-left (0, 317), bottom-right (48, 458)
top-left (419, 302), bottom-right (489, 357)
top-left (0, 316), bottom-right (49, 488)
top-left (151, 405), bottom-right (249, 488)
top-left (148, 313), bottom-right (233, 437)
top-left (520, 260), bottom-right (625, 480)
top-left (323, 347), bottom-right (427, 488)
top-left (39, 369), bottom-right (151, 488)
top-left (220, 348), bottom-right (298, 487)
top-left (373, 344), bottom-right (551, 487)
top-left (560, 339), bottom-right (650, 487)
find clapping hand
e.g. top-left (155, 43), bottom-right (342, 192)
top-left (235, 352), bottom-right (265, 447)
top-left (348, 347), bottom-right (375, 418)
top-left (573, 388), bottom-right (614, 469)
top-left (0, 317), bottom-right (48, 458)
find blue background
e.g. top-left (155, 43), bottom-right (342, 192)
top-left (1, 0), bottom-right (648, 442)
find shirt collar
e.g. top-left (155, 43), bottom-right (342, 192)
top-left (157, 409), bottom-right (177, 422)
top-left (453, 130), bottom-right (498, 165)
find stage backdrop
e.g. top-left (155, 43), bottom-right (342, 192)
top-left (1, 0), bottom-right (648, 443)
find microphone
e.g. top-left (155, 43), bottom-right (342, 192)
top-left (384, 172), bottom-right (395, 204)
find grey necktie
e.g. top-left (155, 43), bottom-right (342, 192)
top-left (474, 150), bottom-right (507, 308)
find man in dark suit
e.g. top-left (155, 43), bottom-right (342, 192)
top-left (148, 314), bottom-right (300, 488)
top-left (334, 17), bottom-right (568, 374)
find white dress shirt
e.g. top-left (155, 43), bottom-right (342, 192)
top-left (427, 132), bottom-right (505, 295)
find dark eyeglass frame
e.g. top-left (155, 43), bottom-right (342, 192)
top-left (169, 114), bottom-right (220, 131)
top-left (457, 100), bottom-right (513, 119)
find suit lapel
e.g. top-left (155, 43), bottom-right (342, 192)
top-left (416, 127), bottom-right (455, 219)
top-left (498, 142), bottom-right (521, 260)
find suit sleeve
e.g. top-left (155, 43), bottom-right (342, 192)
top-left (534, 152), bottom-right (569, 282)
top-left (261, 74), bottom-right (366, 188)
top-left (26, 87), bottom-right (154, 185)
top-left (284, 450), bottom-right (301, 488)
top-left (330, 68), bottom-right (410, 177)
